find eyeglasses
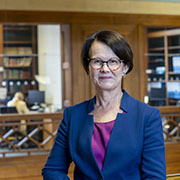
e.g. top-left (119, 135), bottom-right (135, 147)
top-left (88, 58), bottom-right (123, 71)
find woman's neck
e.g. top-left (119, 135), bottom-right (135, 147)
top-left (95, 88), bottom-right (123, 109)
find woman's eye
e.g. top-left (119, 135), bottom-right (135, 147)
top-left (109, 60), bottom-right (118, 64)
top-left (94, 60), bottom-right (102, 64)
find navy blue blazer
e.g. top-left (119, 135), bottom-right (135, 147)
top-left (42, 90), bottom-right (166, 180)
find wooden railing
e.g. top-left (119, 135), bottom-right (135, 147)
top-left (158, 106), bottom-right (180, 143)
top-left (0, 112), bottom-right (63, 158)
top-left (0, 106), bottom-right (180, 158)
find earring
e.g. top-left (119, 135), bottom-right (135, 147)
top-left (122, 72), bottom-right (126, 77)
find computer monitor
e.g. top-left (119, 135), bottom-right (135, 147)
top-left (0, 106), bottom-right (18, 114)
top-left (28, 90), bottom-right (45, 106)
top-left (149, 88), bottom-right (166, 106)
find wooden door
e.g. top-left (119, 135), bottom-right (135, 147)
top-left (71, 24), bottom-right (139, 105)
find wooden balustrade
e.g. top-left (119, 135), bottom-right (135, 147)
top-left (0, 107), bottom-right (180, 156)
top-left (0, 112), bottom-right (63, 158)
top-left (158, 106), bottom-right (180, 175)
top-left (158, 106), bottom-right (180, 143)
top-left (0, 107), bottom-right (180, 175)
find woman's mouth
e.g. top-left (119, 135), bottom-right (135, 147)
top-left (99, 76), bottom-right (112, 79)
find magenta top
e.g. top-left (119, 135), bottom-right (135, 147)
top-left (91, 120), bottom-right (115, 170)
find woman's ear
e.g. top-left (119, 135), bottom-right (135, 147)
top-left (122, 65), bottom-right (129, 76)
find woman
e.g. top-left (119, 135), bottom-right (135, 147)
top-left (7, 92), bottom-right (29, 132)
top-left (7, 92), bottom-right (29, 114)
top-left (42, 30), bottom-right (166, 179)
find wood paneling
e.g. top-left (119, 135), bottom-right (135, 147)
top-left (0, 154), bottom-right (73, 180)
top-left (0, 10), bottom-right (180, 103)
top-left (0, 147), bottom-right (179, 179)
top-left (71, 24), bottom-right (140, 104)
top-left (61, 24), bottom-right (72, 107)
top-left (0, 25), bottom-right (2, 57)
top-left (166, 143), bottom-right (180, 174)
top-left (138, 25), bottom-right (148, 101)
top-left (0, 10), bottom-right (180, 177)
top-left (0, 10), bottom-right (180, 26)
top-left (0, 24), bottom-right (3, 87)
top-left (0, 155), bottom-right (46, 179)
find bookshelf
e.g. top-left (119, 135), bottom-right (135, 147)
top-left (146, 27), bottom-right (180, 106)
top-left (0, 24), bottom-right (38, 98)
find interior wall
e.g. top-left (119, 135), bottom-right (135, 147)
top-left (38, 25), bottom-right (62, 108)
top-left (71, 24), bottom-right (140, 104)
top-left (1, 0), bottom-right (180, 15)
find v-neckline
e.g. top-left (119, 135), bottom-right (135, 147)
top-left (89, 112), bottom-right (127, 172)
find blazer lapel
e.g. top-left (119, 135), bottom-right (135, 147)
top-left (73, 97), bottom-right (103, 177)
top-left (102, 90), bottom-right (130, 173)
top-left (102, 112), bottom-right (129, 172)
top-left (86, 97), bottom-right (104, 175)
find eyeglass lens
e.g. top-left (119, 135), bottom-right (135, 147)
top-left (89, 59), bottom-right (122, 70)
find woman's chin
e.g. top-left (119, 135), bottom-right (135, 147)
top-left (97, 82), bottom-right (114, 91)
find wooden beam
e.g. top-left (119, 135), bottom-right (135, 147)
top-left (0, 10), bottom-right (180, 26)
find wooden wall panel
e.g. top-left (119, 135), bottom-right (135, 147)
top-left (61, 24), bottom-right (72, 107)
top-left (165, 143), bottom-right (180, 174)
top-left (0, 11), bottom-right (180, 27)
top-left (138, 25), bottom-right (148, 101)
top-left (0, 11), bottom-right (179, 176)
top-left (71, 24), bottom-right (140, 104)
top-left (0, 145), bottom-right (179, 179)
top-left (0, 25), bottom-right (3, 87)
top-left (0, 155), bottom-right (46, 179)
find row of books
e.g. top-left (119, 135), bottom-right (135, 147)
top-left (3, 69), bottom-right (31, 79)
top-left (9, 85), bottom-right (36, 94)
top-left (3, 47), bottom-right (33, 55)
top-left (3, 57), bottom-right (32, 67)
top-left (8, 84), bottom-right (37, 94)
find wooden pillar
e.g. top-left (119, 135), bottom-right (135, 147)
top-left (43, 118), bottom-right (53, 149)
top-left (0, 25), bottom-right (3, 87)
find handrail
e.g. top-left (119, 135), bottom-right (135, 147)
top-left (158, 106), bottom-right (180, 143)
top-left (1, 106), bottom-right (180, 158)
top-left (0, 112), bottom-right (63, 158)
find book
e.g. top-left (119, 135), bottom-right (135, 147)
top-left (18, 47), bottom-right (32, 55)
top-left (3, 57), bottom-right (32, 67)
top-left (3, 47), bottom-right (18, 54)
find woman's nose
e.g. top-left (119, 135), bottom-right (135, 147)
top-left (100, 62), bottom-right (110, 72)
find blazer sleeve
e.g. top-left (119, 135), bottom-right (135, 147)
top-left (42, 108), bottom-right (72, 180)
top-left (141, 108), bottom-right (166, 180)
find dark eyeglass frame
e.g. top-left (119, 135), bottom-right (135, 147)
top-left (88, 58), bottom-right (124, 71)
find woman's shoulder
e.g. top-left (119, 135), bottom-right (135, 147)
top-left (65, 97), bottom-right (95, 113)
top-left (124, 90), bottom-right (159, 114)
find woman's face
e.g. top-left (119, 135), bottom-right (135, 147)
top-left (89, 40), bottom-right (128, 91)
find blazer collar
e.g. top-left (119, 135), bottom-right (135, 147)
top-left (120, 89), bottom-right (130, 113)
top-left (87, 89), bottom-right (131, 114)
